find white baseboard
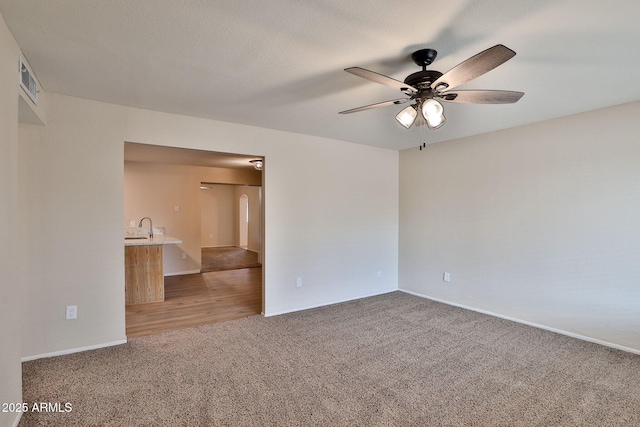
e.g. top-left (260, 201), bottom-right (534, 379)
top-left (264, 288), bottom-right (397, 317)
top-left (400, 289), bottom-right (640, 355)
top-left (11, 412), bottom-right (22, 427)
top-left (21, 339), bottom-right (128, 362)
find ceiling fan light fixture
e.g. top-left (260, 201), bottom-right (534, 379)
top-left (340, 45), bottom-right (522, 139)
top-left (395, 104), bottom-right (418, 129)
top-left (421, 99), bottom-right (446, 129)
top-left (425, 112), bottom-right (446, 129)
top-left (421, 99), bottom-right (443, 118)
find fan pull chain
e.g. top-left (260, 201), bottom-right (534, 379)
top-left (418, 120), bottom-right (428, 151)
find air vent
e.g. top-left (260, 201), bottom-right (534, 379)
top-left (19, 55), bottom-right (38, 104)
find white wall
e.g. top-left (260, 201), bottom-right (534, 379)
top-left (201, 185), bottom-right (237, 247)
top-left (19, 96), bottom-right (128, 359)
top-left (399, 101), bottom-right (640, 352)
top-left (18, 92), bottom-right (399, 359)
top-left (123, 107), bottom-right (399, 316)
top-left (0, 10), bottom-right (22, 427)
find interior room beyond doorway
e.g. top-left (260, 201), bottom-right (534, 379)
top-left (123, 142), bottom-right (264, 337)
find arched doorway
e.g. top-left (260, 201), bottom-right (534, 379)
top-left (239, 194), bottom-right (248, 249)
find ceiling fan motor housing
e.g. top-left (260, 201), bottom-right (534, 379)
top-left (404, 70), bottom-right (443, 90)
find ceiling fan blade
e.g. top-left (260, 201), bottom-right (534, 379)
top-left (438, 90), bottom-right (524, 104)
top-left (339, 98), bottom-right (410, 114)
top-left (430, 44), bottom-right (516, 92)
top-left (345, 67), bottom-right (418, 94)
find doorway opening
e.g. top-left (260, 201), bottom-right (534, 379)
top-left (199, 184), bottom-right (262, 273)
top-left (123, 142), bottom-right (264, 337)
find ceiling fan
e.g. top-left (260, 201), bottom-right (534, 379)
top-left (339, 44), bottom-right (524, 130)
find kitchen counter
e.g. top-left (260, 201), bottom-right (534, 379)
top-left (124, 235), bottom-right (182, 304)
top-left (124, 235), bottom-right (182, 246)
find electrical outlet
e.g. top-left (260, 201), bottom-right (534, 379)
top-left (174, 205), bottom-right (180, 212)
top-left (181, 252), bottom-right (187, 260)
top-left (296, 277), bottom-right (302, 288)
top-left (443, 272), bottom-right (451, 282)
top-left (377, 270), bottom-right (382, 278)
top-left (130, 220), bottom-right (136, 227)
top-left (66, 305), bottom-right (77, 320)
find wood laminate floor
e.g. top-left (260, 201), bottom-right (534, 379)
top-left (126, 267), bottom-right (262, 337)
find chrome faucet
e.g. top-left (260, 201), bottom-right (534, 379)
top-left (138, 217), bottom-right (153, 239)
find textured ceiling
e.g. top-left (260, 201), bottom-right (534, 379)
top-left (2, 0), bottom-right (640, 150)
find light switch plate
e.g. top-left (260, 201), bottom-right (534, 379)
top-left (66, 305), bottom-right (77, 320)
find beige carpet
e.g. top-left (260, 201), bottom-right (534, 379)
top-left (201, 246), bottom-right (261, 272)
top-left (20, 292), bottom-right (640, 426)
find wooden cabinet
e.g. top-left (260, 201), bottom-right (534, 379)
top-left (125, 245), bottom-right (164, 304)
